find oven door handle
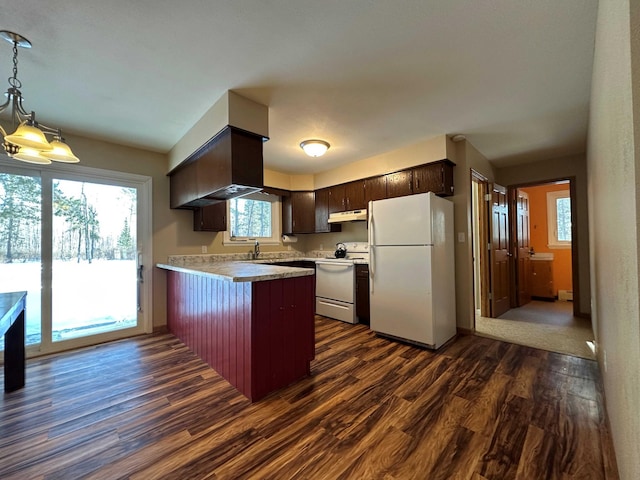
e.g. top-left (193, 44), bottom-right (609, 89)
top-left (315, 261), bottom-right (354, 268)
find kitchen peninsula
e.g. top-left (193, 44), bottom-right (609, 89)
top-left (157, 261), bottom-right (315, 402)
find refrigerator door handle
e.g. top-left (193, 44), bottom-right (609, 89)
top-left (368, 202), bottom-right (375, 293)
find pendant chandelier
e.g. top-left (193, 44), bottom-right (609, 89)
top-left (0, 30), bottom-right (79, 164)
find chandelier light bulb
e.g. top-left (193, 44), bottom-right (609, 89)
top-left (12, 146), bottom-right (53, 164)
top-left (46, 137), bottom-right (80, 163)
top-left (5, 121), bottom-right (52, 150)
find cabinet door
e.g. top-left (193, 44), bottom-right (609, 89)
top-left (385, 171), bottom-right (412, 198)
top-left (169, 161), bottom-right (198, 209)
top-left (193, 202), bottom-right (226, 231)
top-left (291, 191), bottom-right (316, 233)
top-left (355, 264), bottom-right (370, 324)
top-left (530, 260), bottom-right (554, 299)
top-left (314, 188), bottom-right (341, 233)
top-left (282, 192), bottom-right (293, 235)
top-left (413, 161), bottom-right (455, 196)
top-left (344, 180), bottom-right (366, 210)
top-left (364, 176), bottom-right (387, 204)
top-left (413, 163), bottom-right (443, 194)
top-left (328, 184), bottom-right (346, 213)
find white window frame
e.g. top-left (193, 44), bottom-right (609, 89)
top-left (547, 190), bottom-right (571, 249)
top-left (223, 192), bottom-right (282, 246)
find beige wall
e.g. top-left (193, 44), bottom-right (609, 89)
top-left (495, 154), bottom-right (591, 316)
top-left (450, 139), bottom-right (495, 330)
top-left (313, 134), bottom-right (448, 190)
top-left (264, 169), bottom-right (315, 191)
top-left (285, 134), bottom-right (452, 253)
top-left (587, 0), bottom-right (640, 478)
top-left (168, 91), bottom-right (269, 172)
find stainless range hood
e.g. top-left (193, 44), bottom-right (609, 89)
top-left (328, 209), bottom-right (367, 223)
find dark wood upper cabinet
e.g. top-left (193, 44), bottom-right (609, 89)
top-left (385, 170), bottom-right (413, 198)
top-left (283, 191), bottom-right (315, 234)
top-left (364, 176), bottom-right (387, 205)
top-left (344, 180), bottom-right (366, 210)
top-left (412, 160), bottom-right (455, 196)
top-left (314, 188), bottom-right (341, 233)
top-left (193, 202), bottom-right (227, 232)
top-left (169, 161), bottom-right (198, 209)
top-left (169, 126), bottom-right (264, 209)
top-left (328, 184), bottom-right (346, 214)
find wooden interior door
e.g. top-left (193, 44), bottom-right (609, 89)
top-left (471, 172), bottom-right (491, 318)
top-left (490, 184), bottom-right (511, 317)
top-left (514, 188), bottom-right (532, 306)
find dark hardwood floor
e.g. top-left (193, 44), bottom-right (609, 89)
top-left (0, 316), bottom-right (618, 479)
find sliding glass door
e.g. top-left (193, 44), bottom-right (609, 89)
top-left (0, 161), bottom-right (152, 357)
top-left (0, 171), bottom-right (42, 346)
top-left (51, 179), bottom-right (138, 341)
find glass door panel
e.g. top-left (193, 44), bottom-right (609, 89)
top-left (0, 172), bottom-right (42, 347)
top-left (51, 179), bottom-right (138, 341)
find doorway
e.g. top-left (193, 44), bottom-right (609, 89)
top-left (0, 159), bottom-right (153, 358)
top-left (471, 174), bottom-right (594, 359)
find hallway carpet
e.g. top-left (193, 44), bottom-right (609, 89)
top-left (475, 301), bottom-right (595, 359)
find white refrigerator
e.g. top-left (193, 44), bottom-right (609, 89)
top-left (368, 192), bottom-right (456, 349)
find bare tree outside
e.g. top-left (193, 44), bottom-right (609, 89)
top-left (0, 173), bottom-right (138, 346)
top-left (229, 197), bottom-right (272, 238)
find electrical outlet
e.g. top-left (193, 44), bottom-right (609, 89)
top-left (320, 244), bottom-right (323, 251)
top-left (287, 245), bottom-right (292, 251)
top-left (201, 245), bottom-right (207, 254)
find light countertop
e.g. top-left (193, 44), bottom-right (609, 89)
top-left (156, 262), bottom-right (315, 283)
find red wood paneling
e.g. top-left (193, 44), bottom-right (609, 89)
top-left (166, 271), bottom-right (314, 402)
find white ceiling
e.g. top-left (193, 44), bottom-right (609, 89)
top-left (1, 0), bottom-right (598, 173)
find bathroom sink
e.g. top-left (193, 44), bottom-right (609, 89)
top-left (531, 253), bottom-right (554, 261)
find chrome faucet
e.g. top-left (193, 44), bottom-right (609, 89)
top-left (253, 241), bottom-right (260, 259)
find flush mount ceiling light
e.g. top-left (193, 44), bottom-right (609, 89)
top-left (300, 139), bottom-right (330, 157)
top-left (0, 30), bottom-right (79, 164)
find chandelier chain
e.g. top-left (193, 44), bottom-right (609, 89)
top-left (8, 41), bottom-right (21, 89)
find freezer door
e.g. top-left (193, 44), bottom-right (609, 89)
top-left (370, 245), bottom-right (434, 345)
top-left (369, 193), bottom-right (433, 246)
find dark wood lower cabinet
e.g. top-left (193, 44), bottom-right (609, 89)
top-left (355, 264), bottom-right (370, 325)
top-left (166, 271), bottom-right (315, 401)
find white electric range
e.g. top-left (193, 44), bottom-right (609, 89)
top-left (315, 242), bottom-right (369, 324)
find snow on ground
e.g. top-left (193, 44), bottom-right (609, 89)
top-left (0, 260), bottom-right (137, 344)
